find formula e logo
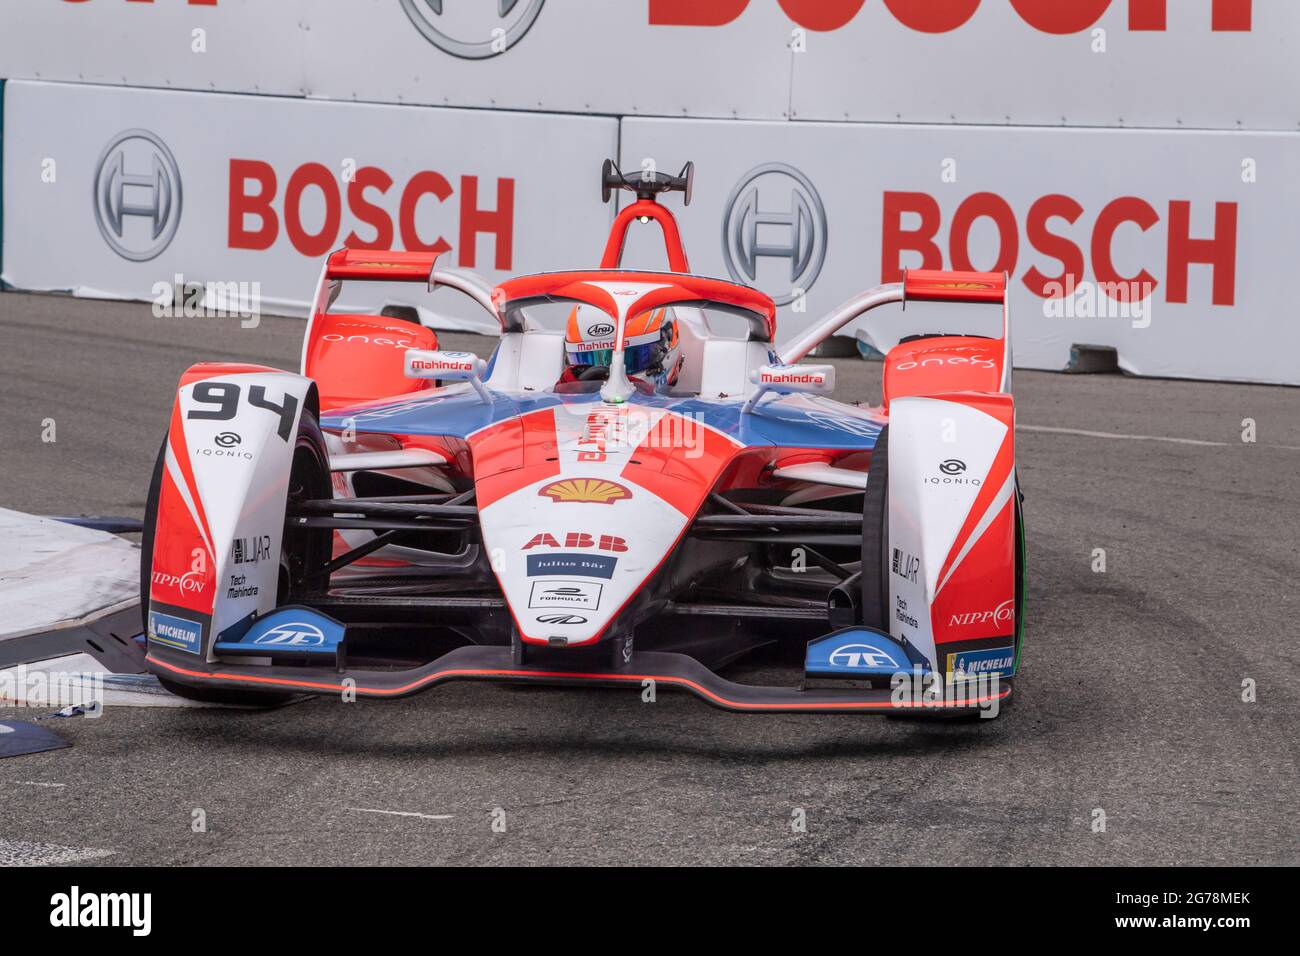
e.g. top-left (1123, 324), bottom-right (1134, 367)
top-left (253, 622), bottom-right (326, 647)
top-left (722, 163), bottom-right (827, 306)
top-left (828, 643), bottom-right (900, 670)
top-left (93, 129), bottom-right (183, 262)
top-left (400, 0), bottom-right (545, 59)
top-left (939, 459), bottom-right (967, 475)
top-left (214, 432), bottom-right (241, 448)
top-left (536, 613), bottom-right (587, 625)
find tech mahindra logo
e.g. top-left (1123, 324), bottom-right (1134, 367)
top-left (722, 163), bottom-right (827, 306)
top-left (93, 129), bottom-right (183, 262)
top-left (401, 0), bottom-right (546, 58)
top-left (650, 1), bottom-right (1252, 34)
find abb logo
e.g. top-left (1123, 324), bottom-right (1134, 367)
top-left (523, 533), bottom-right (629, 552)
top-left (229, 160), bottom-right (515, 267)
top-left (882, 192), bottom-right (1237, 306)
top-left (650, 0), bottom-right (1251, 33)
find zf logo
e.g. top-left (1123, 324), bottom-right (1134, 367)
top-left (891, 547), bottom-right (919, 584)
top-left (254, 622), bottom-right (326, 647)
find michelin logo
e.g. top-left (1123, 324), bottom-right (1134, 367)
top-left (948, 646), bottom-right (1015, 681)
top-left (147, 611), bottom-right (202, 655)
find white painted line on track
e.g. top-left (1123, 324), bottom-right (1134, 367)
top-left (346, 807), bottom-right (454, 821)
top-left (0, 838), bottom-right (114, 866)
top-left (15, 781), bottom-right (66, 788)
top-left (1018, 424), bottom-right (1228, 447)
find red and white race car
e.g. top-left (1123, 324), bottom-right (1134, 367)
top-left (141, 161), bottom-right (1023, 716)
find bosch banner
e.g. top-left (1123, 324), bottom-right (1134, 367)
top-left (0, 1), bottom-right (1291, 129)
top-left (0, 81), bottom-right (617, 328)
top-left (618, 117), bottom-right (1300, 384)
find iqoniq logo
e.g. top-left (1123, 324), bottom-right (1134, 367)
top-left (400, 0), bottom-right (546, 59)
top-left (93, 129), bottom-right (183, 262)
top-left (721, 163), bottom-right (827, 306)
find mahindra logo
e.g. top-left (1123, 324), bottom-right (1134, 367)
top-left (93, 129), bottom-right (183, 262)
top-left (400, 0), bottom-right (546, 59)
top-left (722, 163), bottom-right (827, 306)
top-left (536, 613), bottom-right (587, 625)
top-left (939, 459), bottom-right (967, 475)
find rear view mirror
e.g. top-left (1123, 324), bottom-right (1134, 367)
top-left (404, 350), bottom-right (490, 403)
top-left (742, 364), bottom-right (835, 413)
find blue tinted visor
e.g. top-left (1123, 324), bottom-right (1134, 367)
top-left (569, 341), bottom-right (658, 374)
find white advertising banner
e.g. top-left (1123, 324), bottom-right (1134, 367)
top-left (1, 80), bottom-right (617, 330)
top-left (618, 116), bottom-right (1300, 385)
top-left (0, 1), bottom-right (1292, 130)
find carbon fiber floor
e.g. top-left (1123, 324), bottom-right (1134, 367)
top-left (0, 291), bottom-right (1296, 865)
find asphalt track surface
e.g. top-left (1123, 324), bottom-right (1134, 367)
top-left (1, 291), bottom-right (1296, 866)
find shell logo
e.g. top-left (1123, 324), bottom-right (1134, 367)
top-left (539, 478), bottom-right (632, 505)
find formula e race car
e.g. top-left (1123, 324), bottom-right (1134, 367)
top-left (141, 160), bottom-right (1024, 716)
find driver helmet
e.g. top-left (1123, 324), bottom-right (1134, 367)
top-left (563, 306), bottom-right (681, 387)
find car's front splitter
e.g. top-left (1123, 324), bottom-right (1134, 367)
top-left (146, 645), bottom-right (1010, 715)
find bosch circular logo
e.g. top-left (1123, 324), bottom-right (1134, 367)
top-left (939, 459), bottom-right (967, 475)
top-left (721, 163), bottom-right (827, 306)
top-left (214, 432), bottom-right (242, 448)
top-left (93, 129), bottom-right (182, 262)
top-left (400, 0), bottom-right (546, 59)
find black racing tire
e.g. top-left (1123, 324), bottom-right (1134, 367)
top-left (139, 436), bottom-right (166, 632)
top-left (860, 425), bottom-right (889, 630)
top-left (142, 410), bottom-right (332, 708)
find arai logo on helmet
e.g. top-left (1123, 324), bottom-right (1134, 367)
top-left (587, 323), bottom-right (615, 337)
top-left (400, 0), bottom-right (546, 59)
top-left (828, 643), bottom-right (900, 670)
top-left (253, 622), bottom-right (327, 647)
